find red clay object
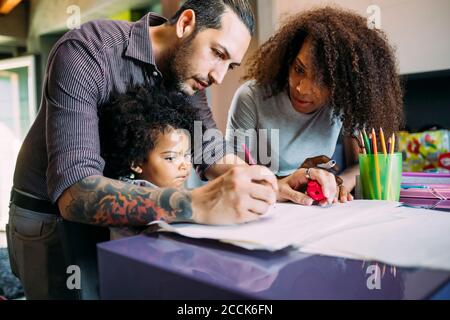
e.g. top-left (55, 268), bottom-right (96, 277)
top-left (306, 180), bottom-right (326, 201)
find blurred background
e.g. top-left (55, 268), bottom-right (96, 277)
top-left (0, 0), bottom-right (450, 232)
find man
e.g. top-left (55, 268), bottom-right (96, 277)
top-left (7, 0), bottom-right (334, 299)
top-left (7, 0), bottom-right (273, 300)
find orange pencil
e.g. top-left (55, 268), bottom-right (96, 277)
top-left (379, 128), bottom-right (387, 155)
top-left (371, 128), bottom-right (378, 155)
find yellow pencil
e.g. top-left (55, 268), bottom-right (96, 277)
top-left (386, 133), bottom-right (396, 200)
top-left (379, 128), bottom-right (387, 155)
top-left (390, 133), bottom-right (396, 154)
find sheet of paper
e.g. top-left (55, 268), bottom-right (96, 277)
top-left (300, 207), bottom-right (450, 271)
top-left (151, 200), bottom-right (402, 251)
top-left (151, 200), bottom-right (450, 271)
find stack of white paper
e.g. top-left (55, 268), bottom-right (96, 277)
top-left (300, 207), bottom-right (450, 270)
top-left (150, 200), bottom-right (450, 271)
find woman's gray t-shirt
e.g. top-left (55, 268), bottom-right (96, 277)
top-left (226, 80), bottom-right (342, 176)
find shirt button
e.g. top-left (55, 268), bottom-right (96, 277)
top-left (152, 71), bottom-right (158, 77)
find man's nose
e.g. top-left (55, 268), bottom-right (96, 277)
top-left (210, 63), bottom-right (229, 85)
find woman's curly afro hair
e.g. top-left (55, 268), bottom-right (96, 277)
top-left (99, 84), bottom-right (198, 179)
top-left (244, 6), bottom-right (404, 136)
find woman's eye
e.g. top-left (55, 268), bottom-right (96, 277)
top-left (295, 65), bottom-right (305, 74)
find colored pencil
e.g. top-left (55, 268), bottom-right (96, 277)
top-left (390, 133), bottom-right (395, 154)
top-left (359, 131), bottom-right (367, 154)
top-left (372, 128), bottom-right (382, 199)
top-left (242, 143), bottom-right (256, 165)
top-left (379, 128), bottom-right (387, 155)
top-left (362, 128), bottom-right (371, 154)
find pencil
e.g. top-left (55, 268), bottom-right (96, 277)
top-left (387, 137), bottom-right (391, 154)
top-left (371, 129), bottom-right (377, 155)
top-left (242, 143), bottom-right (256, 165)
top-left (386, 133), bottom-right (396, 200)
top-left (386, 137), bottom-right (392, 199)
top-left (379, 128), bottom-right (387, 155)
top-left (379, 128), bottom-right (388, 198)
top-left (390, 133), bottom-right (396, 154)
top-left (359, 131), bottom-right (367, 154)
top-left (372, 128), bottom-right (382, 199)
top-left (359, 131), bottom-right (374, 199)
top-left (362, 128), bottom-right (371, 154)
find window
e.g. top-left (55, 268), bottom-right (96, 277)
top-left (0, 55), bottom-right (37, 230)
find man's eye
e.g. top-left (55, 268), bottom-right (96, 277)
top-left (213, 48), bottom-right (224, 59)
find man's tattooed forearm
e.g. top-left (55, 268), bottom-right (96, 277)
top-left (63, 176), bottom-right (193, 226)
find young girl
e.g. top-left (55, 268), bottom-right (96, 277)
top-left (99, 84), bottom-right (197, 237)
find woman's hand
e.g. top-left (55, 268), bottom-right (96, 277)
top-left (300, 155), bottom-right (356, 204)
top-left (277, 168), bottom-right (337, 206)
top-left (334, 183), bottom-right (354, 203)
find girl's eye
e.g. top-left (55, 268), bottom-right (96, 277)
top-left (165, 157), bottom-right (176, 162)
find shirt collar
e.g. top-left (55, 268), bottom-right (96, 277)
top-left (125, 12), bottom-right (167, 66)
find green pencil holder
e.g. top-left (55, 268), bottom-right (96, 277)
top-left (358, 152), bottom-right (403, 201)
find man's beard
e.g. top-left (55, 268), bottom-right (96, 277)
top-left (162, 37), bottom-right (195, 95)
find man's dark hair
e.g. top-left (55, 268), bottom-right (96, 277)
top-left (98, 84), bottom-right (197, 179)
top-left (168, 0), bottom-right (255, 36)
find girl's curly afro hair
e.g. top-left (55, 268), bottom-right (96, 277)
top-left (99, 84), bottom-right (198, 179)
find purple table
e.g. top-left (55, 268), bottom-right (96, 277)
top-left (97, 234), bottom-right (450, 300)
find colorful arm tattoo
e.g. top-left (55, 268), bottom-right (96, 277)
top-left (61, 175), bottom-right (193, 226)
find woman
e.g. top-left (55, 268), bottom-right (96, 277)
top-left (226, 7), bottom-right (404, 205)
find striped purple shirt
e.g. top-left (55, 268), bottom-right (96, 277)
top-left (13, 12), bottom-right (227, 203)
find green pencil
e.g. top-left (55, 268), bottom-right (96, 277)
top-left (362, 129), bottom-right (372, 154)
